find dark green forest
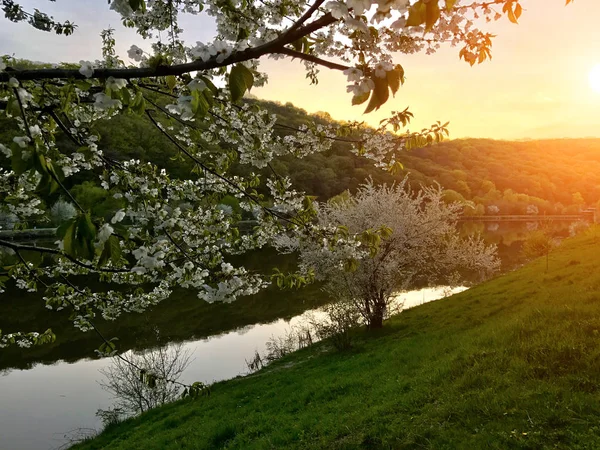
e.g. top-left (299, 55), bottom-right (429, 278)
top-left (2, 96), bottom-right (600, 224)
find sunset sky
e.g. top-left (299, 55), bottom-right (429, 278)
top-left (1, 0), bottom-right (599, 140)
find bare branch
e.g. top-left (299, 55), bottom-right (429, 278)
top-left (277, 47), bottom-right (350, 71)
top-left (0, 239), bottom-right (130, 273)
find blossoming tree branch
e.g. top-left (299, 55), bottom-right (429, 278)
top-left (0, 0), bottom-right (572, 349)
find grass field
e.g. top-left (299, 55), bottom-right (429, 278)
top-left (74, 228), bottom-right (600, 449)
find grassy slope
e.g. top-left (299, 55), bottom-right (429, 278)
top-left (76, 230), bottom-right (600, 450)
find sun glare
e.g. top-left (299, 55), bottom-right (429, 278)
top-left (590, 65), bottom-right (600, 94)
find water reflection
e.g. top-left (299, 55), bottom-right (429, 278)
top-left (0, 286), bottom-right (463, 450)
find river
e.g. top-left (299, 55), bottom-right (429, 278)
top-left (0, 220), bottom-right (578, 449)
top-left (0, 287), bottom-right (463, 450)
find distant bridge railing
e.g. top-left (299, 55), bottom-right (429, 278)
top-left (0, 228), bottom-right (57, 241)
top-left (458, 212), bottom-right (595, 222)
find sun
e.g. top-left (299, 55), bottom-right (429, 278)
top-left (590, 65), bottom-right (600, 94)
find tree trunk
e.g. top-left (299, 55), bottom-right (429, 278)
top-left (367, 297), bottom-right (385, 329)
top-left (368, 313), bottom-right (384, 329)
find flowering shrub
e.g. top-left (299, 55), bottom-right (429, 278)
top-left (279, 179), bottom-right (500, 328)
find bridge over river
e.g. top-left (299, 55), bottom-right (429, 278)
top-left (459, 210), bottom-right (596, 223)
top-left (0, 209), bottom-right (596, 242)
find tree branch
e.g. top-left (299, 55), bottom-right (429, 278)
top-left (277, 47), bottom-right (349, 71)
top-left (0, 239), bottom-right (130, 273)
top-left (284, 0), bottom-right (326, 36)
top-left (0, 13), bottom-right (337, 82)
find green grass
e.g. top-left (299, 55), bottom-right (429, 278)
top-left (74, 229), bottom-right (600, 449)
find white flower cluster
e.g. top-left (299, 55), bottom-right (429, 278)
top-left (189, 41), bottom-right (236, 63)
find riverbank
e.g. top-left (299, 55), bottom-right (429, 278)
top-left (75, 229), bottom-right (600, 449)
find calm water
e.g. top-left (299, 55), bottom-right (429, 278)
top-left (0, 287), bottom-right (463, 450)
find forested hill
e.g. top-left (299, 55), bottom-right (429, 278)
top-left (2, 95), bottom-right (600, 219)
top-left (257, 100), bottom-right (600, 215)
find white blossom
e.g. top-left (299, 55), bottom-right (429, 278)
top-left (346, 83), bottom-right (361, 95)
top-left (111, 210), bottom-right (126, 224)
top-left (0, 144), bottom-right (11, 158)
top-left (343, 67), bottom-right (363, 83)
top-left (127, 45), bottom-right (144, 61)
top-left (390, 16), bottom-right (406, 29)
top-left (0, 0), bottom-right (521, 349)
top-left (345, 17), bottom-right (368, 33)
top-left (97, 223), bottom-right (114, 246)
top-left (358, 78), bottom-right (375, 93)
top-left (347, 0), bottom-right (372, 15)
top-left (165, 96), bottom-right (194, 120)
top-left (79, 60), bottom-right (94, 78)
top-left (212, 41), bottom-right (232, 63)
top-left (106, 77), bottom-right (127, 91)
top-left (325, 1), bottom-right (349, 20)
top-left (373, 61), bottom-right (393, 78)
top-left (29, 125), bottom-right (42, 138)
top-left (190, 42), bottom-right (215, 62)
top-left (93, 93), bottom-right (122, 111)
top-left (13, 136), bottom-right (30, 148)
top-left (187, 79), bottom-right (207, 92)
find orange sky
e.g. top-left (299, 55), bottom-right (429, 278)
top-left (255, 1), bottom-right (600, 140)
top-left (1, 1), bottom-right (599, 140)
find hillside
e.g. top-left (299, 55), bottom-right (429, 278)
top-left (75, 228), bottom-right (600, 449)
top-left (3, 98), bottom-right (600, 223)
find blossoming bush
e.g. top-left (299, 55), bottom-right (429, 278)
top-left (278, 179), bottom-right (500, 328)
top-left (0, 0), bottom-right (572, 349)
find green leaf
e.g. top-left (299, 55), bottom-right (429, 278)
top-left (79, 212), bottom-right (96, 241)
top-left (425, 0), bottom-right (441, 31)
top-left (352, 91), bottom-right (370, 105)
top-left (11, 144), bottom-right (33, 175)
top-left (291, 38), bottom-right (304, 52)
top-left (237, 27), bottom-right (250, 40)
top-left (228, 64), bottom-right (254, 102)
top-left (121, 87), bottom-right (132, 106)
top-left (191, 89), bottom-right (210, 118)
top-left (344, 258), bottom-right (359, 272)
top-left (56, 218), bottom-right (75, 238)
top-left (6, 98), bottom-right (21, 118)
top-left (165, 75), bottom-right (177, 92)
top-left (128, 0), bottom-right (146, 12)
top-left (445, 0), bottom-right (458, 12)
top-left (63, 213), bottom-right (96, 261)
top-left (364, 76), bottom-right (389, 114)
top-left (74, 80), bottom-right (91, 91)
top-left (389, 160), bottom-right (404, 175)
top-left (198, 75), bottom-right (218, 94)
top-left (406, 1), bottom-right (426, 27)
top-left (62, 220), bottom-right (77, 257)
top-left (131, 91), bottom-right (146, 115)
top-left (386, 65), bottom-right (404, 96)
top-left (99, 235), bottom-right (122, 267)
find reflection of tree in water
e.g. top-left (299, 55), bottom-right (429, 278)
top-left (97, 343), bottom-right (191, 420)
top-left (487, 223), bottom-right (499, 232)
top-left (235, 324), bottom-right (254, 336)
top-left (0, 246), bottom-right (15, 266)
top-left (458, 220), bottom-right (576, 271)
